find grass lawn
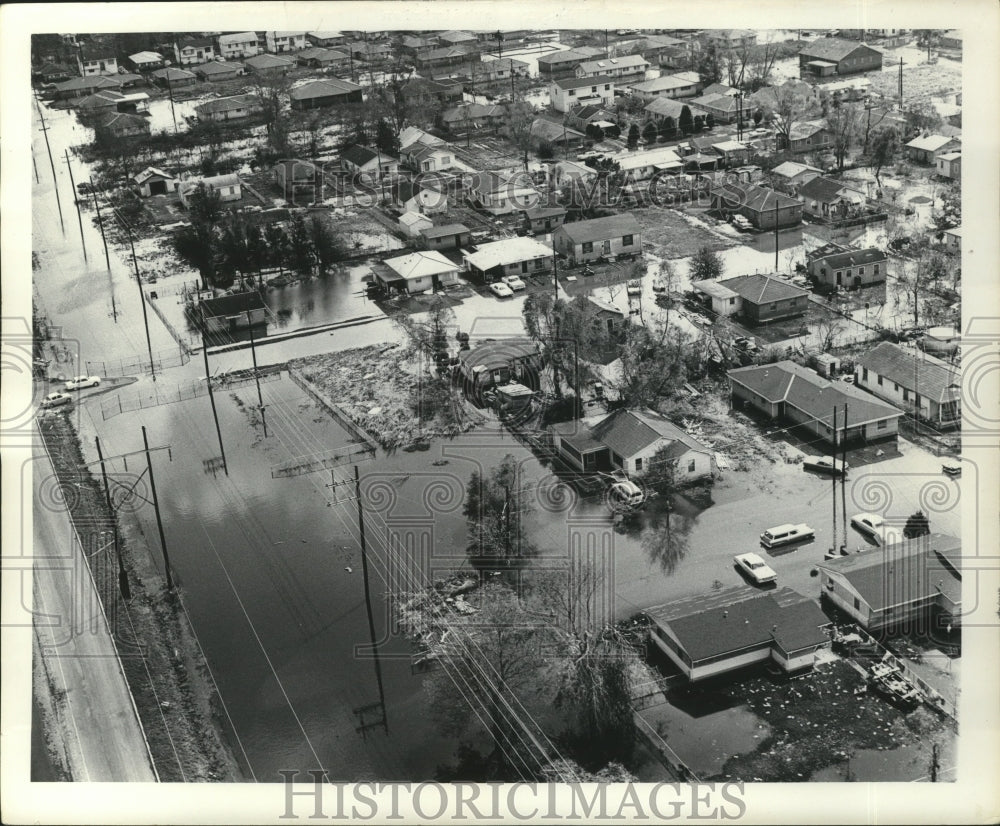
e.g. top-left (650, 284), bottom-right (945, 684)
top-left (631, 206), bottom-right (740, 259)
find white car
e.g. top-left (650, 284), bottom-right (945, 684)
top-left (626, 280), bottom-right (642, 296)
top-left (502, 275), bottom-right (526, 292)
top-left (734, 552), bottom-right (777, 585)
top-left (489, 282), bottom-right (514, 298)
top-left (802, 455), bottom-right (848, 475)
top-left (64, 375), bottom-right (101, 391)
top-left (40, 392), bottom-right (73, 409)
top-left (608, 479), bottom-right (645, 511)
top-left (850, 512), bottom-right (885, 538)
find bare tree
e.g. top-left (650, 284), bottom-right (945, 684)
top-left (826, 102), bottom-right (862, 171)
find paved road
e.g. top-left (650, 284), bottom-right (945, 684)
top-left (32, 434), bottom-right (158, 782)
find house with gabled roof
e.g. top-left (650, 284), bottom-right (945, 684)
top-left (200, 291), bottom-right (267, 333)
top-left (935, 151), bottom-right (961, 181)
top-left (128, 51), bottom-right (164, 72)
top-left (178, 173), bottom-right (242, 206)
top-left (133, 166), bottom-right (178, 197)
top-left (644, 95), bottom-right (687, 123)
top-left (174, 36), bottom-right (216, 66)
top-left (76, 47), bottom-right (119, 77)
top-left (688, 91), bottom-right (754, 124)
top-left (462, 236), bottom-right (553, 283)
top-left (265, 32), bottom-right (307, 54)
top-left (480, 57), bottom-right (530, 82)
top-left (709, 181), bottom-right (803, 229)
top-left (797, 176), bottom-right (867, 221)
top-left (806, 245), bottom-right (887, 289)
top-left (194, 93), bottom-right (263, 122)
top-left (151, 67), bottom-right (197, 88)
top-left (575, 54), bottom-right (649, 83)
top-left (289, 78), bottom-right (363, 109)
top-left (306, 32), bottom-right (347, 48)
top-left (392, 178), bottom-right (449, 215)
top-left (780, 119), bottom-right (832, 154)
top-left (296, 46), bottom-right (349, 69)
top-left (419, 223), bottom-right (471, 251)
top-left (53, 74), bottom-right (123, 100)
top-left (770, 161), bottom-right (822, 195)
top-left (798, 37), bottom-right (882, 77)
top-left (217, 32), bottom-right (260, 59)
top-left (728, 360), bottom-right (903, 446)
top-left (905, 134), bottom-right (961, 165)
top-left (372, 250), bottom-right (461, 294)
top-left (625, 72), bottom-right (701, 102)
top-left (549, 75), bottom-right (616, 113)
top-left (529, 118), bottom-right (587, 148)
top-left (817, 534), bottom-right (961, 631)
top-left (645, 586), bottom-right (830, 681)
top-left (97, 112), bottom-right (150, 139)
top-left (193, 60), bottom-right (244, 82)
top-left (855, 342), bottom-right (961, 428)
top-left (340, 144), bottom-right (398, 182)
top-left (402, 142), bottom-right (455, 174)
top-left (244, 53), bottom-right (296, 76)
top-left (537, 46), bottom-right (607, 77)
top-left (468, 171), bottom-right (538, 215)
top-left (441, 102), bottom-right (505, 132)
top-left (552, 213), bottom-right (642, 265)
top-left (694, 274), bottom-right (810, 324)
top-left (565, 103), bottom-right (617, 132)
top-left (77, 89), bottom-right (125, 112)
top-left (705, 29), bottom-right (758, 50)
top-left (520, 205), bottom-right (567, 235)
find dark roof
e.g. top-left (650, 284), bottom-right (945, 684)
top-left (523, 205), bottom-right (567, 219)
top-left (645, 97), bottom-right (686, 119)
top-left (728, 360), bottom-right (903, 427)
top-left (555, 213), bottom-right (641, 244)
top-left (178, 36), bottom-right (214, 49)
top-left (799, 37), bottom-right (874, 62)
top-left (569, 103), bottom-right (613, 121)
top-left (458, 340), bottom-right (539, 371)
top-left (290, 78), bottom-right (362, 100)
top-left (710, 182), bottom-right (800, 213)
top-left (719, 274), bottom-right (809, 305)
top-left (554, 75), bottom-right (616, 91)
top-left (244, 53), bottom-right (295, 70)
top-left (56, 75), bottom-right (123, 93)
top-left (195, 93), bottom-right (260, 114)
top-left (420, 223), bottom-right (470, 239)
top-left (99, 112), bottom-right (150, 132)
top-left (819, 534), bottom-right (961, 611)
top-left (537, 47), bottom-right (605, 66)
top-left (151, 67), bottom-right (196, 81)
top-left (194, 61), bottom-right (243, 76)
top-left (646, 587), bottom-right (830, 662)
top-left (798, 176), bottom-right (862, 202)
top-left (857, 342), bottom-right (961, 403)
top-left (341, 144), bottom-right (379, 166)
top-left (530, 119), bottom-right (586, 142)
top-left (201, 291), bottom-right (267, 317)
top-left (589, 408), bottom-right (709, 459)
top-left (814, 247), bottom-right (886, 269)
top-left (550, 420), bottom-right (606, 454)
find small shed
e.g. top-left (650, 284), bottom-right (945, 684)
top-left (200, 291), bottom-right (267, 333)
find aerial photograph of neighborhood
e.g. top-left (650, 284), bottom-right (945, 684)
top-left (23, 19), bottom-right (976, 799)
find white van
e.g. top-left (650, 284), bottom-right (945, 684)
top-left (760, 523), bottom-right (815, 549)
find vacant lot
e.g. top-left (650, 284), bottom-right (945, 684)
top-left (632, 206), bottom-right (740, 259)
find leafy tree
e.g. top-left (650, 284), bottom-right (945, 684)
top-left (308, 214), bottom-right (346, 272)
top-left (642, 120), bottom-right (658, 145)
top-left (753, 108), bottom-right (764, 126)
top-left (658, 115), bottom-right (677, 141)
top-left (393, 294), bottom-right (457, 363)
top-left (502, 98), bottom-right (537, 171)
top-left (903, 101), bottom-right (943, 137)
top-left (693, 114), bottom-right (705, 133)
top-left (643, 445), bottom-right (680, 498)
top-left (218, 214), bottom-right (255, 288)
top-left (375, 117), bottom-right (401, 157)
top-left (585, 123), bottom-right (604, 142)
top-left (537, 139), bottom-right (556, 160)
top-left (898, 240), bottom-right (949, 327)
top-left (695, 42), bottom-right (722, 85)
top-left (251, 74), bottom-right (293, 156)
top-left (903, 510), bottom-right (931, 539)
top-left (287, 212), bottom-right (315, 277)
top-left (679, 105), bottom-right (693, 135)
top-left (642, 509), bottom-right (695, 574)
top-left (870, 126), bottom-right (901, 189)
top-left (172, 184), bottom-right (224, 288)
top-left (626, 123), bottom-right (640, 150)
top-left (689, 245), bottom-right (724, 281)
top-left (826, 103), bottom-right (862, 171)
top-left (766, 83), bottom-right (819, 152)
top-left (705, 113), bottom-right (716, 130)
top-left (263, 222), bottom-right (290, 275)
top-left (463, 455), bottom-right (535, 560)
top-left (608, 312), bottom-right (698, 408)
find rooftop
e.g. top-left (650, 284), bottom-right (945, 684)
top-left (710, 181), bottom-right (801, 212)
top-left (798, 176), bottom-right (865, 202)
top-left (463, 237), bottom-right (553, 272)
top-left (555, 213), bottom-right (642, 244)
top-left (383, 250), bottom-right (458, 281)
top-left (244, 53), bottom-right (296, 69)
top-left (590, 408), bottom-right (710, 459)
top-left (813, 247), bottom-right (886, 269)
top-left (289, 78), bottom-right (363, 100)
top-left (419, 223), bottom-right (470, 239)
top-left (906, 134), bottom-right (960, 152)
top-left (578, 55), bottom-right (649, 73)
top-left (719, 273), bottom-right (809, 305)
top-left (201, 291), bottom-right (266, 317)
top-left (195, 93), bottom-right (261, 114)
top-left (553, 75), bottom-right (616, 92)
top-left (857, 342), bottom-right (961, 403)
top-left (799, 37), bottom-right (874, 62)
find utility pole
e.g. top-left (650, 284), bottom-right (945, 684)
top-left (245, 298), bottom-right (268, 438)
top-left (164, 68), bottom-right (178, 134)
top-left (930, 742), bottom-right (940, 782)
top-left (354, 464), bottom-right (388, 734)
top-left (841, 404), bottom-right (848, 545)
top-left (142, 425), bottom-right (173, 589)
top-left (95, 437), bottom-right (131, 600)
top-left (32, 145), bottom-right (41, 184)
top-left (200, 331), bottom-right (229, 475)
top-left (34, 92), bottom-right (65, 233)
top-left (898, 57), bottom-right (903, 106)
top-left (63, 149), bottom-right (89, 263)
top-left (90, 180), bottom-right (118, 323)
top-left (831, 405), bottom-right (838, 554)
top-left (773, 192), bottom-right (780, 272)
top-left (114, 208), bottom-right (156, 379)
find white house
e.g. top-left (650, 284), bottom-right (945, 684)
top-left (549, 76), bottom-right (616, 114)
top-left (133, 167), bottom-right (178, 197)
top-left (463, 236), bottom-right (553, 283)
top-left (403, 143), bottom-right (454, 173)
top-left (575, 55), bottom-right (649, 82)
top-left (855, 342), bottom-right (961, 428)
top-left (340, 144), bottom-right (399, 182)
top-left (217, 32), bottom-right (261, 59)
top-left (178, 173), bottom-right (242, 206)
top-left (468, 171), bottom-right (538, 215)
top-left (623, 72), bottom-right (700, 101)
top-left (397, 211), bottom-right (434, 238)
top-left (265, 31), bottom-right (308, 53)
top-left (174, 37), bottom-right (216, 66)
top-left (373, 250), bottom-right (461, 294)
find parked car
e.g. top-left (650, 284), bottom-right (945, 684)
top-left (40, 392), bottom-right (73, 409)
top-left (489, 282), bottom-right (514, 298)
top-left (802, 455), bottom-right (848, 476)
top-left (731, 214), bottom-right (753, 232)
top-left (502, 275), bottom-right (526, 292)
top-left (734, 552), bottom-right (777, 585)
top-left (942, 460), bottom-right (961, 477)
top-left (64, 375), bottom-right (101, 391)
top-left (760, 523), bottom-right (814, 549)
top-left (626, 280), bottom-right (642, 296)
top-left (608, 479), bottom-right (645, 512)
top-left (850, 512), bottom-right (885, 538)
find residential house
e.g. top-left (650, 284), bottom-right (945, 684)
top-left (797, 176), bottom-right (867, 221)
top-left (644, 96), bottom-right (688, 124)
top-left (128, 51), bottom-right (164, 72)
top-left (780, 120), bottom-right (832, 154)
top-left (193, 61), bottom-right (244, 82)
top-left (552, 213), bottom-right (642, 265)
top-left (53, 75), bottom-right (123, 100)
top-left (133, 167), bottom-right (178, 197)
top-left (217, 32), bottom-right (261, 59)
top-left (807, 246), bottom-right (887, 289)
top-left (76, 48), bottom-right (119, 77)
top-left (306, 32), bottom-right (347, 48)
top-left (611, 146), bottom-right (684, 179)
top-left (728, 360), bottom-right (903, 446)
top-left (274, 159), bottom-right (324, 202)
top-left (709, 140), bottom-right (750, 167)
top-left (905, 134), bottom-right (961, 165)
top-left (645, 586), bottom-right (830, 682)
top-left (551, 407), bottom-right (714, 479)
top-left (345, 40), bottom-right (394, 62)
top-left (942, 226), bottom-right (961, 252)
top-left (35, 62), bottom-right (75, 84)
top-left (372, 250), bottom-right (461, 294)
top-left (114, 73), bottom-right (145, 90)
top-left (265, 32), bottom-right (307, 53)
top-left (537, 47), bottom-right (606, 78)
top-left (244, 53), bottom-right (295, 76)
top-left (392, 179), bottom-right (449, 215)
top-left (438, 30), bottom-right (478, 47)
top-left (419, 223), bottom-right (472, 251)
top-left (174, 37), bottom-right (216, 66)
top-left (549, 76), bottom-right (616, 114)
top-left (414, 44), bottom-right (479, 73)
top-left (400, 34), bottom-right (439, 55)
top-left (688, 92), bottom-right (754, 125)
top-left (817, 534), bottom-right (961, 632)
top-left (770, 161), bottom-right (822, 195)
top-left (625, 72), bottom-right (701, 102)
top-left (694, 274), bottom-right (810, 324)
top-left (340, 144), bottom-right (399, 183)
top-left (440, 102), bottom-right (505, 133)
top-left (575, 55), bottom-right (649, 83)
top-left (289, 78), bottom-right (364, 109)
top-left (200, 291), bottom-right (267, 333)
top-left (194, 93), bottom-right (263, 123)
top-left (402, 142), bottom-right (455, 174)
top-left (565, 104), bottom-right (617, 132)
top-left (150, 67), bottom-right (197, 88)
top-left (468, 171), bottom-right (537, 215)
top-left (855, 342), bottom-right (961, 428)
top-left (457, 340), bottom-right (542, 389)
top-left (463, 236), bottom-right (553, 283)
top-left (178, 173), bottom-right (242, 206)
top-left (709, 182), bottom-right (803, 229)
top-left (296, 47), bottom-right (349, 69)
top-left (479, 57), bottom-right (530, 82)
top-left (77, 90), bottom-right (126, 113)
top-left (96, 112), bottom-right (150, 139)
top-left (798, 38), bottom-right (883, 77)
top-left (520, 205), bottom-right (566, 235)
top-left (397, 211), bottom-right (434, 238)
top-left (401, 77), bottom-right (465, 107)
top-left (529, 118), bottom-right (587, 148)
top-left (705, 29), bottom-right (758, 50)
top-left (700, 82), bottom-right (740, 98)
top-left (620, 35), bottom-right (691, 68)
top-left (399, 126), bottom-right (447, 152)
top-left (938, 30), bottom-right (962, 51)
top-left (549, 159), bottom-right (598, 190)
top-left (582, 295), bottom-right (627, 336)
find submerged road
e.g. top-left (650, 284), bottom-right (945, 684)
top-left (32, 431), bottom-right (158, 782)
